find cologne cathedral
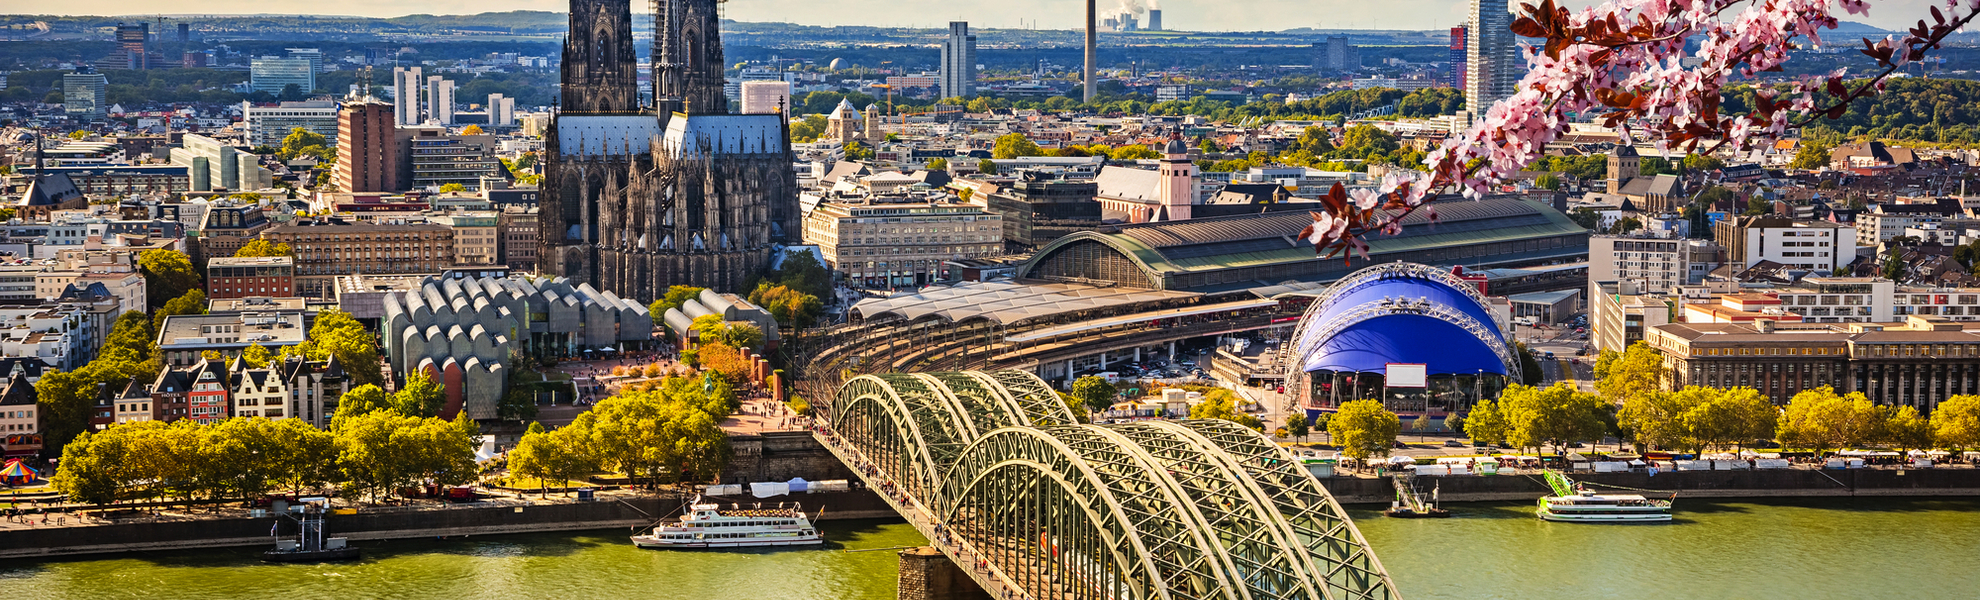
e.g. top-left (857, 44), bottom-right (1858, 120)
top-left (539, 0), bottom-right (799, 300)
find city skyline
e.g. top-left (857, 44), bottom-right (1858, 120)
top-left (9, 0), bottom-right (1944, 33)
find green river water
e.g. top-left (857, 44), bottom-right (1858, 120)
top-left (2, 499), bottom-right (1977, 599)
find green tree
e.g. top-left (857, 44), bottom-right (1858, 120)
top-left (1331, 399), bottom-right (1401, 459)
top-left (334, 410), bottom-right (477, 503)
top-left (1933, 394), bottom-right (1980, 451)
top-left (139, 249), bottom-right (200, 308)
top-left (294, 309), bottom-right (382, 388)
top-left (438, 183), bottom-right (467, 193)
top-left (1068, 376), bottom-right (1118, 413)
top-left (690, 314), bottom-right (763, 350)
top-left (1607, 217), bottom-right (1643, 235)
top-left (1596, 342), bottom-right (1666, 406)
top-left (747, 284), bottom-right (824, 329)
top-left (240, 343), bottom-right (274, 368)
top-left (1884, 253), bottom-right (1908, 282)
top-left (278, 127), bottom-right (331, 161)
top-left (1882, 404), bottom-right (1934, 455)
top-left (1620, 387), bottom-right (1709, 452)
top-left (1108, 145), bottom-right (1160, 161)
top-left (1464, 399), bottom-right (1509, 446)
top-left (1688, 386), bottom-right (1779, 453)
top-left (654, 286), bottom-right (707, 315)
top-left (1188, 390), bottom-right (1265, 431)
top-left (925, 157), bottom-right (949, 171)
top-left (580, 385), bottom-right (733, 487)
top-left (391, 371), bottom-right (448, 418)
top-left (1534, 173), bottom-right (1562, 190)
top-left (1501, 383), bottom-right (1608, 455)
top-left (978, 158), bottom-right (999, 175)
top-left (51, 428), bottom-right (128, 505)
top-left (333, 384), bottom-right (390, 426)
top-left (849, 141), bottom-right (878, 161)
top-left (232, 239), bottom-right (295, 258)
top-left (1778, 387), bottom-right (1880, 456)
top-left (1569, 207), bottom-right (1604, 230)
top-left (510, 421), bottom-right (598, 496)
top-left (1284, 413), bottom-right (1310, 442)
top-left (1789, 139), bottom-right (1833, 170)
top-left (153, 289), bottom-right (207, 333)
top-left (991, 133), bottom-right (1043, 159)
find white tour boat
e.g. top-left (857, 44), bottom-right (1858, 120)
top-left (1535, 471), bottom-right (1674, 523)
top-left (631, 498), bottom-right (825, 549)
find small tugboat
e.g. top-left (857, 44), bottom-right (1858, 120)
top-left (1383, 472), bottom-right (1450, 518)
top-left (631, 497), bottom-right (824, 549)
top-left (1536, 471), bottom-right (1674, 523)
top-left (263, 497), bottom-right (361, 562)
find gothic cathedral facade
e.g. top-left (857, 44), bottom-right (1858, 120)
top-left (539, 0), bottom-right (798, 302)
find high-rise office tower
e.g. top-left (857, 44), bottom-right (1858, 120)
top-left (1317, 36), bottom-right (1361, 73)
top-left (487, 93), bottom-right (515, 126)
top-left (939, 21), bottom-right (978, 100)
top-left (333, 100), bottom-right (400, 192)
top-left (286, 48), bottom-right (324, 75)
top-left (63, 70), bottom-right (108, 121)
top-left (393, 67), bottom-right (422, 126)
top-left (115, 23), bottom-right (148, 70)
top-left (426, 76), bottom-right (456, 124)
top-left (740, 80), bottom-right (791, 115)
top-left (1466, 0), bottom-right (1518, 115)
top-left (251, 57), bottom-right (315, 95)
top-left (177, 23), bottom-right (189, 43)
top-left (1450, 26), bottom-right (1469, 90)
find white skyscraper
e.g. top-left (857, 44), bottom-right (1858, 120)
top-left (487, 93), bottom-right (515, 126)
top-left (1466, 0), bottom-right (1519, 116)
top-left (393, 66), bottom-right (422, 126)
top-left (426, 75), bottom-right (456, 125)
top-left (939, 21), bottom-right (977, 100)
top-left (740, 80), bottom-right (792, 115)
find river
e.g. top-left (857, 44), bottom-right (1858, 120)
top-left (2, 499), bottom-right (1977, 599)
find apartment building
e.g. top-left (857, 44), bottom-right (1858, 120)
top-left (803, 197), bottom-right (1003, 287)
top-left (1650, 316), bottom-right (1980, 409)
top-left (206, 255), bottom-right (296, 299)
top-left (259, 220), bottom-right (454, 298)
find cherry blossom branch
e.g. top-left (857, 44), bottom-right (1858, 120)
top-left (1301, 0), bottom-right (1980, 260)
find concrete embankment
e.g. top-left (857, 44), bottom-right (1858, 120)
top-left (1320, 468), bottom-right (1980, 504)
top-left (0, 489), bottom-right (893, 561)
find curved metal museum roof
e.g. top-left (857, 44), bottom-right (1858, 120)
top-left (1287, 262), bottom-right (1520, 378)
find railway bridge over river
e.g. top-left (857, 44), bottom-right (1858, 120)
top-left (811, 370), bottom-right (1400, 600)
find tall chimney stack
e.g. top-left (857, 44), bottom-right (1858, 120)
top-left (1085, 0), bottom-right (1097, 103)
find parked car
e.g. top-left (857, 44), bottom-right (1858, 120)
top-left (1443, 440), bottom-right (1465, 448)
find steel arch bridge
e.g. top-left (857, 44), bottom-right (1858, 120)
top-left (823, 370), bottom-right (1399, 600)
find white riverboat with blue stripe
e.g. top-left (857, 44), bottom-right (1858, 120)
top-left (632, 497), bottom-right (825, 548)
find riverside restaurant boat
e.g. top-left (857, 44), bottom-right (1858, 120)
top-left (631, 498), bottom-right (825, 549)
top-left (1535, 471), bottom-right (1674, 523)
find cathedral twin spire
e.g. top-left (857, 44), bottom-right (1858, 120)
top-left (560, 0), bottom-right (726, 118)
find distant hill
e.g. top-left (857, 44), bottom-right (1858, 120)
top-left (381, 11), bottom-right (565, 30)
top-left (1829, 20), bottom-right (1888, 35)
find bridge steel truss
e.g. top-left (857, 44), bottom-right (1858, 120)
top-left (828, 371), bottom-right (1400, 600)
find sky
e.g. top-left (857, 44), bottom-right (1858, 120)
top-left (18, 0), bottom-right (1943, 32)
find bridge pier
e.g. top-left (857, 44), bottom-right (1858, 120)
top-left (898, 546), bottom-right (989, 600)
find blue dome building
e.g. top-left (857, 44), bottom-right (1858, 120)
top-left (1287, 263), bottom-right (1521, 419)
